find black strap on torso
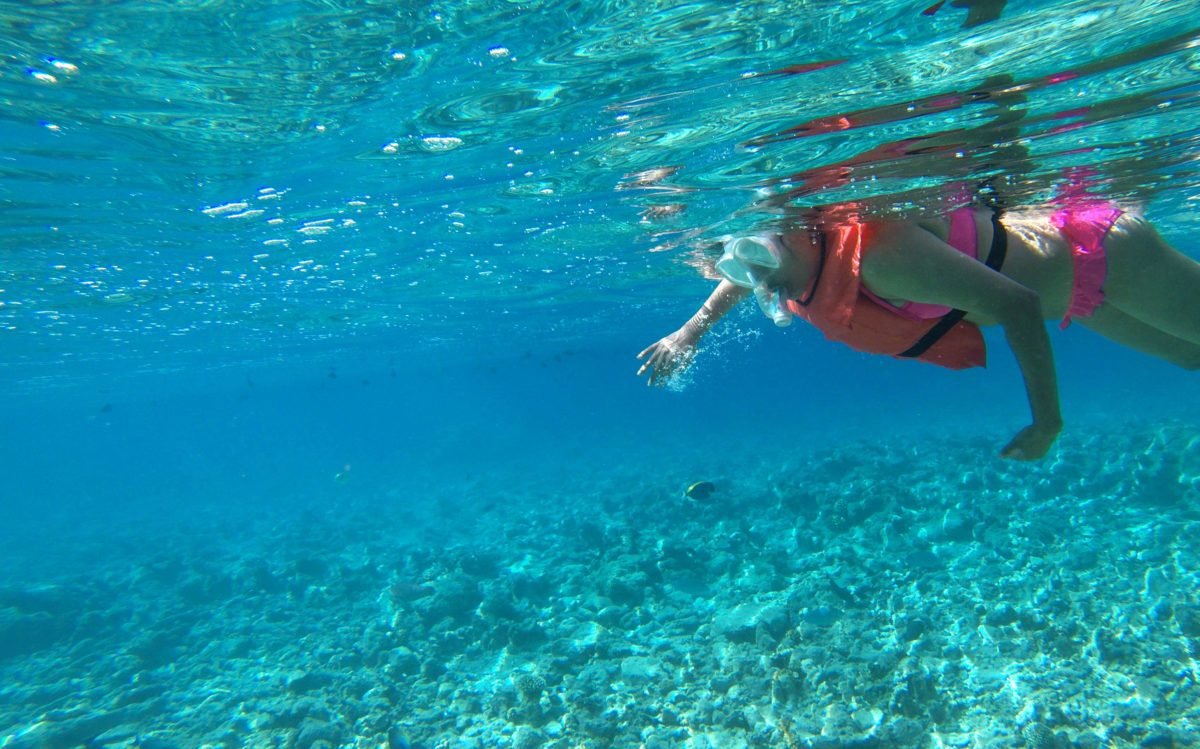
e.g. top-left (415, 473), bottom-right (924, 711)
top-left (794, 229), bottom-right (827, 308)
top-left (897, 208), bottom-right (1007, 359)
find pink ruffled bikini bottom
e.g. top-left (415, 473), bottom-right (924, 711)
top-left (1051, 202), bottom-right (1124, 329)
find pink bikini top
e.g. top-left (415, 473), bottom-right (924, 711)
top-left (859, 207), bottom-right (978, 321)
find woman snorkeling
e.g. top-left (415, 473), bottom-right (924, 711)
top-left (636, 197), bottom-right (1200, 460)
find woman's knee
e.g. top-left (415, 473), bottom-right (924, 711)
top-left (1174, 352), bottom-right (1200, 371)
top-left (1160, 340), bottom-right (1200, 370)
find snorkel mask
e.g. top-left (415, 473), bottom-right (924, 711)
top-left (715, 234), bottom-right (793, 327)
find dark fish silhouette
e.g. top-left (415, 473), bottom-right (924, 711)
top-left (759, 59), bottom-right (847, 77)
top-left (922, 0), bottom-right (1007, 27)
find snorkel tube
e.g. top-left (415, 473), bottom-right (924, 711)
top-left (747, 266), bottom-right (793, 328)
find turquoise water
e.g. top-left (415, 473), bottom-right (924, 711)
top-left (3, 1), bottom-right (1200, 747)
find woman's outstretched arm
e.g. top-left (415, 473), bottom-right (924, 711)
top-left (637, 280), bottom-right (749, 386)
top-left (864, 222), bottom-right (1062, 459)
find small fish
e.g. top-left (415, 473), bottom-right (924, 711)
top-left (828, 576), bottom-right (857, 605)
top-left (684, 481), bottom-right (716, 501)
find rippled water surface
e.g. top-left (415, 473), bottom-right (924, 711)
top-left (3, 0), bottom-right (1199, 379)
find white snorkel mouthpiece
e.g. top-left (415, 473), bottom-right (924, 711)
top-left (752, 279), bottom-right (793, 328)
top-left (716, 234), bottom-right (793, 327)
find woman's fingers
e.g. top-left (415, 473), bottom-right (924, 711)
top-left (636, 336), bottom-right (692, 386)
top-left (639, 359), bottom-right (663, 380)
top-left (1000, 426), bottom-right (1055, 461)
top-left (637, 343), bottom-right (666, 380)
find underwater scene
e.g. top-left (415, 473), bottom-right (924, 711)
top-left (3, 1), bottom-right (1200, 747)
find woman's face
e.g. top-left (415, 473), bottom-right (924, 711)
top-left (773, 231), bottom-right (817, 300)
top-left (766, 241), bottom-right (801, 300)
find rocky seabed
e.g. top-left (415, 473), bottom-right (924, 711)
top-left (2, 423), bottom-right (1200, 749)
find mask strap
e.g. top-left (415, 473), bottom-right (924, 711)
top-left (794, 229), bottom-right (827, 308)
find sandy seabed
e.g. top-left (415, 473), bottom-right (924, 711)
top-left (2, 421), bottom-right (1200, 749)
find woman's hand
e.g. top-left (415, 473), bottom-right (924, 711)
top-left (636, 328), bottom-right (698, 386)
top-left (1000, 420), bottom-right (1061, 460)
top-left (637, 281), bottom-right (748, 387)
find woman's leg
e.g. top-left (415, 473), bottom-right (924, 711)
top-left (1101, 215), bottom-right (1200, 346)
top-left (1079, 304), bottom-right (1200, 370)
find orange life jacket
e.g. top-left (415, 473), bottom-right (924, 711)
top-left (783, 221), bottom-right (986, 370)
